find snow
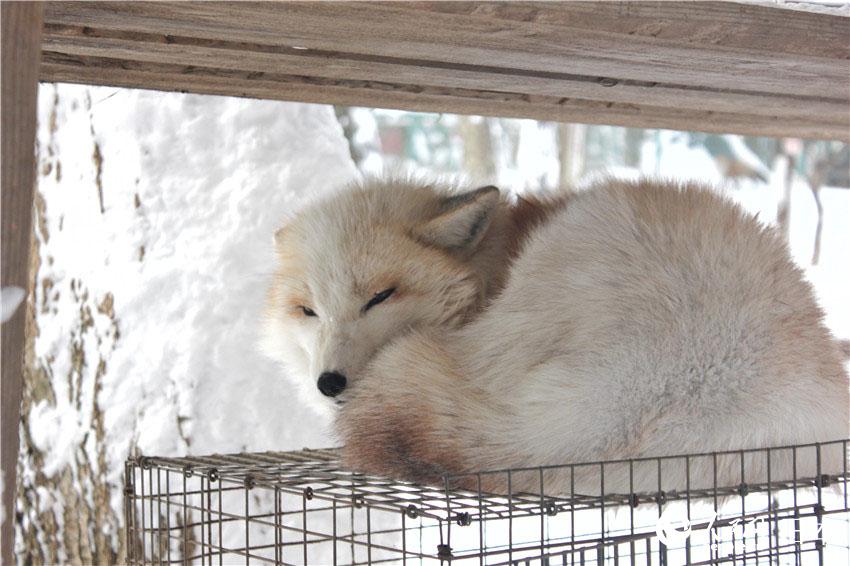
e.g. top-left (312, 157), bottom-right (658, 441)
top-left (751, 0), bottom-right (850, 16)
top-left (512, 119), bottom-right (560, 189)
top-left (642, 130), bottom-right (723, 182)
top-left (27, 84), bottom-right (358, 550)
top-left (1, 286), bottom-right (26, 323)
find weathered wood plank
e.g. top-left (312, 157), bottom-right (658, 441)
top-left (1, 3), bottom-right (43, 564)
top-left (412, 2), bottom-right (850, 60)
top-left (41, 1), bottom-right (850, 99)
top-left (39, 1), bottom-right (850, 140)
top-left (40, 27), bottom-right (849, 124)
top-left (40, 54), bottom-right (847, 141)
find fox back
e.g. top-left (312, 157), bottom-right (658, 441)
top-left (335, 178), bottom-right (849, 495)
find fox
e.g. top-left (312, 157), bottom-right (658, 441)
top-left (261, 177), bottom-right (849, 497)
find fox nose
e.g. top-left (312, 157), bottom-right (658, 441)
top-left (317, 371), bottom-right (347, 397)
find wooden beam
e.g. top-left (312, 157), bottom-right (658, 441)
top-left (39, 1), bottom-right (849, 140)
top-left (1, 3), bottom-right (43, 563)
top-left (39, 29), bottom-right (849, 123)
top-left (40, 54), bottom-right (845, 141)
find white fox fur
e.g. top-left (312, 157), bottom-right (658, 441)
top-left (262, 177), bottom-right (848, 497)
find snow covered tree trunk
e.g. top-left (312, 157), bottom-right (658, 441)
top-left (776, 153), bottom-right (795, 242)
top-left (623, 128), bottom-right (645, 169)
top-left (15, 83), bottom-right (351, 564)
top-left (458, 115), bottom-right (495, 182)
top-left (804, 142), bottom-right (843, 266)
top-left (558, 123), bottom-right (585, 187)
top-left (334, 106), bottom-right (368, 171)
top-left (16, 88), bottom-right (125, 565)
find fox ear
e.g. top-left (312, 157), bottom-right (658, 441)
top-left (413, 185), bottom-right (500, 252)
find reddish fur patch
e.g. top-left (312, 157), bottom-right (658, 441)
top-left (338, 193), bottom-right (571, 492)
top-left (340, 394), bottom-right (465, 487)
top-left (507, 194), bottom-right (570, 257)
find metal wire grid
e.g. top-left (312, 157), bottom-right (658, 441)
top-left (125, 439), bottom-right (850, 565)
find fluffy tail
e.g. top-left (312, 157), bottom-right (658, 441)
top-left (837, 339), bottom-right (850, 362)
top-left (338, 331), bottom-right (481, 486)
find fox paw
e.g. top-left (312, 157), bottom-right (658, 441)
top-left (338, 389), bottom-right (461, 486)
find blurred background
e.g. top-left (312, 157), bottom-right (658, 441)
top-left (16, 84), bottom-right (849, 563)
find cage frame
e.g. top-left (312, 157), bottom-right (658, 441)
top-left (125, 438), bottom-right (850, 565)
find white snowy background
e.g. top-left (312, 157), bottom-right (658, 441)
top-left (15, 83), bottom-right (849, 562)
top-left (18, 84), bottom-right (356, 561)
top-left (31, 82), bottom-right (353, 470)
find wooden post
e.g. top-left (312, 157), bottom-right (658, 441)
top-left (1, 3), bottom-right (43, 563)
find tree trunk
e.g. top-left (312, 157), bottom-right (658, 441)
top-left (458, 115), bottom-right (496, 182)
top-left (334, 106), bottom-right (367, 171)
top-left (15, 88), bottom-right (126, 566)
top-left (558, 123), bottom-right (586, 187)
top-left (623, 128), bottom-right (645, 169)
top-left (775, 140), bottom-right (795, 243)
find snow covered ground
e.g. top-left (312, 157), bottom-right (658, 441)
top-left (18, 84), bottom-right (849, 562)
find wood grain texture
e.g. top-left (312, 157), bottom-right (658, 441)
top-left (1, 3), bottom-right (43, 564)
top-left (40, 1), bottom-right (850, 140)
top-left (39, 28), bottom-right (849, 123)
top-left (40, 52), bottom-right (846, 141)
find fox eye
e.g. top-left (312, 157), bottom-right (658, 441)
top-left (363, 287), bottom-right (396, 312)
top-left (300, 306), bottom-right (317, 317)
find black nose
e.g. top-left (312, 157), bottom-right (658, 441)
top-left (317, 371), bottom-right (347, 397)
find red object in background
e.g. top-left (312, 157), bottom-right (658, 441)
top-left (379, 125), bottom-right (405, 156)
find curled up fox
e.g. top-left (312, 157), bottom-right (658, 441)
top-left (261, 177), bottom-right (849, 495)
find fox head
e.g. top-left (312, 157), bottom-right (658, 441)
top-left (261, 180), bottom-right (505, 414)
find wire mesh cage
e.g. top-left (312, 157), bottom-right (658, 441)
top-left (125, 439), bottom-right (850, 565)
